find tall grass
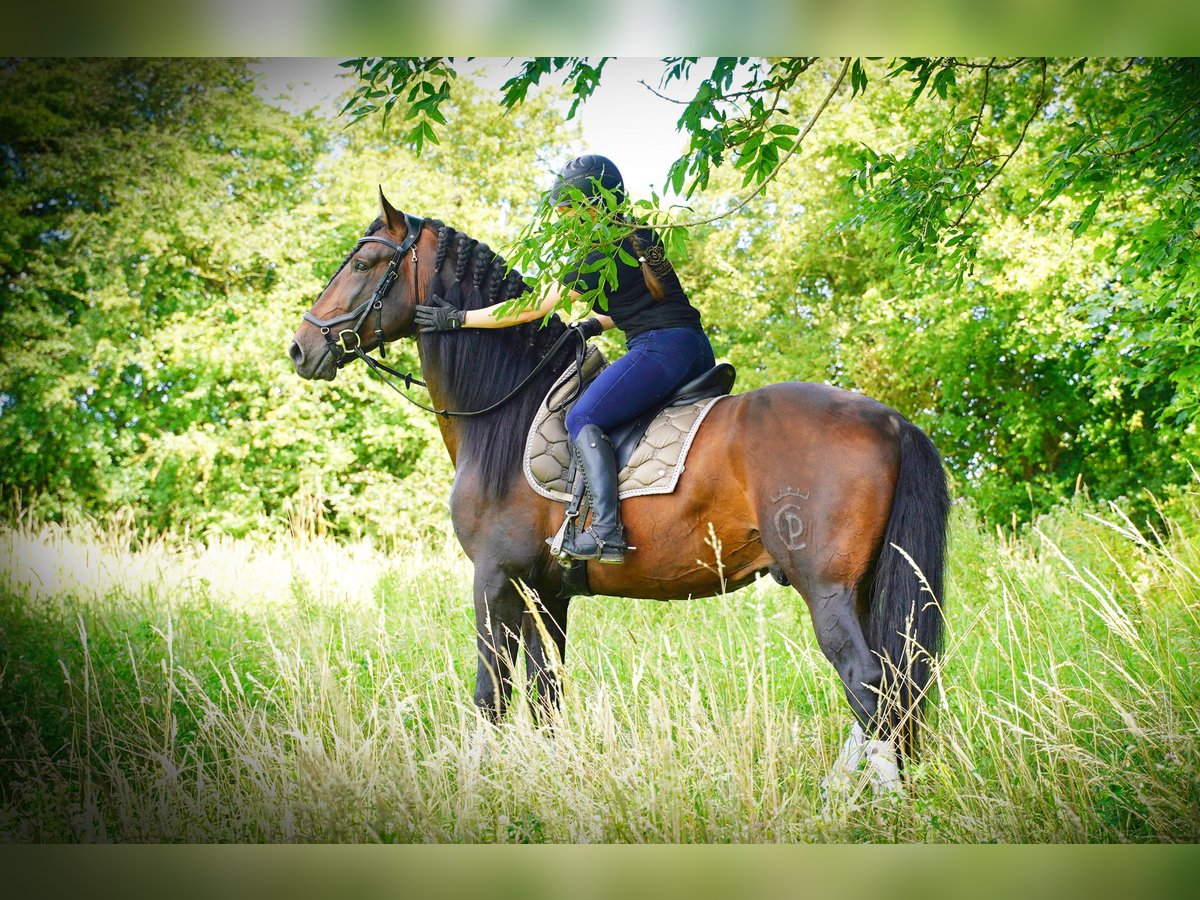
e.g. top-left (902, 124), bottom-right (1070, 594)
top-left (1, 492), bottom-right (1198, 842)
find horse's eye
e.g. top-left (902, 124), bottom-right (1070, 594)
top-left (353, 260), bottom-right (370, 272)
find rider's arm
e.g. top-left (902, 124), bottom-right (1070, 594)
top-left (463, 282), bottom-right (568, 329)
top-left (460, 282), bottom-right (614, 332)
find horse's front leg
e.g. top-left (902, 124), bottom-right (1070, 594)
top-left (472, 565), bottom-right (524, 721)
top-left (522, 593), bottom-right (570, 723)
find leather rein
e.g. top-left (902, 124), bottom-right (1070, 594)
top-left (305, 215), bottom-right (587, 419)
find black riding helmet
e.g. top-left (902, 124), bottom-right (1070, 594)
top-left (549, 154), bottom-right (626, 208)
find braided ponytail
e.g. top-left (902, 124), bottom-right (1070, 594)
top-left (468, 244), bottom-right (494, 307)
top-left (485, 256), bottom-right (506, 304)
top-left (629, 227), bottom-right (672, 301)
top-left (503, 270), bottom-right (526, 304)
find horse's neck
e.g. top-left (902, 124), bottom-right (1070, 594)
top-left (415, 327), bottom-right (566, 492)
top-left (416, 343), bottom-right (463, 466)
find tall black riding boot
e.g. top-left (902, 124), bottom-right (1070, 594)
top-left (562, 424), bottom-right (628, 564)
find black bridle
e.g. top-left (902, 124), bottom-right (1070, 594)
top-left (303, 212), bottom-right (425, 367)
top-left (304, 212), bottom-right (588, 419)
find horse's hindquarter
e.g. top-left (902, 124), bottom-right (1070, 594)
top-left (590, 382), bottom-right (904, 601)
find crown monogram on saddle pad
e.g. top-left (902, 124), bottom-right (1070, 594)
top-left (523, 348), bottom-right (728, 502)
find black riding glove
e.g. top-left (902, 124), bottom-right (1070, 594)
top-left (414, 296), bottom-right (466, 333)
top-left (571, 317), bottom-right (605, 339)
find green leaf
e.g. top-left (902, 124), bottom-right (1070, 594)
top-left (932, 66), bottom-right (956, 100)
top-left (1069, 195), bottom-right (1102, 237)
top-left (851, 58), bottom-right (869, 98)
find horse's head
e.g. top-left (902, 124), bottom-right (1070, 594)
top-left (289, 190), bottom-right (429, 381)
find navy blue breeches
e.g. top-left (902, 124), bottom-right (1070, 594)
top-left (565, 326), bottom-right (716, 440)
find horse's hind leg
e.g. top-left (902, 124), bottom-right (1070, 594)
top-left (805, 581), bottom-right (882, 728)
top-left (801, 579), bottom-right (901, 792)
top-left (764, 515), bottom-right (898, 788)
top-left (522, 594), bottom-right (570, 723)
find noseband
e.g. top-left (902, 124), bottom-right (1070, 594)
top-left (303, 212), bottom-right (425, 367)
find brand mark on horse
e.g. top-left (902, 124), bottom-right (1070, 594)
top-left (771, 486), bottom-right (810, 552)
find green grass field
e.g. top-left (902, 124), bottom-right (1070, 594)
top-left (1, 493), bottom-right (1198, 843)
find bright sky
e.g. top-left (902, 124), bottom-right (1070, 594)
top-left (252, 57), bottom-right (698, 200)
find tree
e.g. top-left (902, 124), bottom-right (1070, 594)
top-left (672, 60), bottom-right (1198, 521)
top-left (4, 57), bottom-right (1195, 534)
top-left (0, 59), bottom-right (579, 539)
top-left (338, 57), bottom-right (1200, 521)
top-left (1, 58), bottom-right (323, 523)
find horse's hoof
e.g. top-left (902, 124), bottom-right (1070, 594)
top-left (821, 722), bottom-right (903, 803)
top-left (862, 738), bottom-right (902, 793)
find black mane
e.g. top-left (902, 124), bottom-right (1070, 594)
top-left (414, 217), bottom-right (575, 498)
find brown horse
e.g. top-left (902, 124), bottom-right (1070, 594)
top-left (289, 192), bottom-right (950, 773)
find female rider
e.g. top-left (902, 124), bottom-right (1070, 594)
top-left (415, 154), bottom-right (716, 564)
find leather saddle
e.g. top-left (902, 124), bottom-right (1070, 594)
top-left (608, 363), bottom-right (737, 471)
top-left (524, 354), bottom-right (736, 504)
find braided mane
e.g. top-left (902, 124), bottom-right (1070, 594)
top-left (396, 216), bottom-right (575, 499)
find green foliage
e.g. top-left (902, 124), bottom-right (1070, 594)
top-left (0, 59), bottom-right (573, 541)
top-left (338, 59), bottom-right (1199, 521)
top-left (839, 59), bottom-right (1200, 519)
top-left (839, 58), bottom-right (1200, 431)
top-left (499, 180), bottom-right (692, 322)
top-left (672, 59), bottom-right (1199, 522)
top-left (1, 59), bottom-right (324, 528)
top-left (3, 56), bottom-right (1198, 536)
top-left (498, 57), bottom-right (610, 120)
top-left (338, 57), bottom-right (455, 141)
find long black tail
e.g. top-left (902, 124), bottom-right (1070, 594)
top-left (866, 420), bottom-right (950, 758)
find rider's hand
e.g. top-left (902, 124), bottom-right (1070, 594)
top-left (414, 296), bottom-right (466, 333)
top-left (571, 317), bottom-right (605, 339)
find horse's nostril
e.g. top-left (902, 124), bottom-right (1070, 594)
top-left (288, 340), bottom-right (305, 367)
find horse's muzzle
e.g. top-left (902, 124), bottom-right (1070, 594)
top-left (289, 338), bottom-right (336, 381)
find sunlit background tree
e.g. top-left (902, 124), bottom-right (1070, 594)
top-left (3, 57), bottom-right (1197, 535)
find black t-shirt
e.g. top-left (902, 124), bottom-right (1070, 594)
top-left (560, 227), bottom-right (703, 339)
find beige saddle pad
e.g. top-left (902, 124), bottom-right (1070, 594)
top-left (523, 347), bottom-right (725, 502)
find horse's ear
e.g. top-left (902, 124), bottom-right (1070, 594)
top-left (379, 186), bottom-right (404, 233)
